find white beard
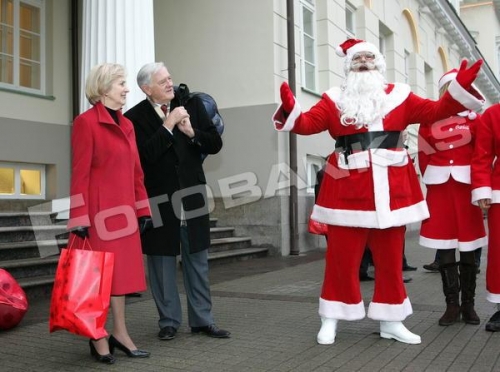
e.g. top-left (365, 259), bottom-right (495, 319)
top-left (337, 70), bottom-right (388, 129)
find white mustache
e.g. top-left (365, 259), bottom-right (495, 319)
top-left (351, 61), bottom-right (376, 71)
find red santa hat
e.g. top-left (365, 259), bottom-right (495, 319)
top-left (335, 38), bottom-right (381, 59)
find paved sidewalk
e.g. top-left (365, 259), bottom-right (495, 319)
top-left (2, 230), bottom-right (500, 371)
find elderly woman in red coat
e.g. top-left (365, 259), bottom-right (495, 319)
top-left (67, 63), bottom-right (151, 364)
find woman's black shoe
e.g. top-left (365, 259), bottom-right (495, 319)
top-left (109, 335), bottom-right (150, 358)
top-left (89, 339), bottom-right (116, 364)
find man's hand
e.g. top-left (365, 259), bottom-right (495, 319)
top-left (138, 216), bottom-right (153, 235)
top-left (280, 82), bottom-right (295, 114)
top-left (72, 227), bottom-right (89, 239)
top-left (455, 59), bottom-right (483, 90)
top-left (163, 106), bottom-right (190, 131)
top-left (177, 117), bottom-right (195, 138)
top-left (478, 198), bottom-right (491, 210)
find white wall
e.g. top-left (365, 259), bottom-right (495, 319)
top-left (461, 3), bottom-right (500, 82)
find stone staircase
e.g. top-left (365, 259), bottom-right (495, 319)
top-left (0, 211), bottom-right (268, 300)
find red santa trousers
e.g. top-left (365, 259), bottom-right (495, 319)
top-left (419, 179), bottom-right (486, 251)
top-left (319, 225), bottom-right (412, 321)
top-left (486, 204), bottom-right (500, 303)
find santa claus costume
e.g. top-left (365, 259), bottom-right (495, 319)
top-left (471, 103), bottom-right (500, 332)
top-left (418, 69), bottom-right (487, 327)
top-left (273, 38), bottom-right (484, 345)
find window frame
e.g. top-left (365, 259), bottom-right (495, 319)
top-left (0, 161), bottom-right (46, 199)
top-left (300, 0), bottom-right (317, 92)
top-left (0, 0), bottom-right (45, 94)
top-left (404, 50), bottom-right (410, 84)
top-left (345, 2), bottom-right (356, 37)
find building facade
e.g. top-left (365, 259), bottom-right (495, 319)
top-left (0, 0), bottom-right (499, 255)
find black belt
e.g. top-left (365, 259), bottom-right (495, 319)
top-left (335, 131), bottom-right (403, 162)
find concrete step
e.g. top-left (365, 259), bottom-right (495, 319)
top-left (0, 239), bottom-right (68, 260)
top-left (0, 225), bottom-right (68, 243)
top-left (0, 256), bottom-right (59, 280)
top-left (17, 275), bottom-right (55, 301)
top-left (0, 211), bottom-right (58, 226)
top-left (207, 247), bottom-right (269, 266)
top-left (209, 237), bottom-right (252, 253)
top-left (209, 226), bottom-right (235, 239)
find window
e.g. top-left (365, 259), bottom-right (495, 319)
top-left (301, 0), bottom-right (316, 91)
top-left (0, 162), bottom-right (45, 199)
top-left (346, 2), bottom-right (356, 36)
top-left (0, 0), bottom-right (44, 93)
top-left (404, 50), bottom-right (410, 84)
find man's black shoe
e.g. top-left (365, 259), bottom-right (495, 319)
top-left (126, 292), bottom-right (142, 298)
top-left (158, 326), bottom-right (177, 340)
top-left (403, 265), bottom-right (417, 272)
top-left (423, 261), bottom-right (440, 272)
top-left (191, 324), bottom-right (231, 338)
top-left (485, 310), bottom-right (500, 332)
top-left (359, 274), bottom-right (374, 282)
top-left (403, 276), bottom-right (413, 283)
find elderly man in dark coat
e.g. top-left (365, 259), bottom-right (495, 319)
top-left (125, 62), bottom-right (229, 340)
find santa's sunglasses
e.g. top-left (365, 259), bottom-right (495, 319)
top-left (352, 52), bottom-right (376, 62)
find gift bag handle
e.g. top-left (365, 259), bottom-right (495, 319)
top-left (67, 234), bottom-right (92, 251)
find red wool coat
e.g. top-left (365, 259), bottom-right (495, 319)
top-left (273, 81), bottom-right (483, 229)
top-left (67, 102), bottom-right (150, 295)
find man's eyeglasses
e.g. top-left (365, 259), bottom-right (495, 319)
top-left (352, 52), bottom-right (376, 62)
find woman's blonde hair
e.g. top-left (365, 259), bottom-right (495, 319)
top-left (85, 63), bottom-right (126, 105)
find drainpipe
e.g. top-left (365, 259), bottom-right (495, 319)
top-left (286, 0), bottom-right (299, 255)
top-left (70, 0), bottom-right (79, 119)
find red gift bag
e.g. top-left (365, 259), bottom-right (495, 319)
top-left (49, 237), bottom-right (114, 339)
top-left (0, 269), bottom-right (28, 330)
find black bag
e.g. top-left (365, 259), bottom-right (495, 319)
top-left (175, 83), bottom-right (224, 136)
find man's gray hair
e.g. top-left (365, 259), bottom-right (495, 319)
top-left (137, 62), bottom-right (166, 87)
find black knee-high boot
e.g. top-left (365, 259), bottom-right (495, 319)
top-left (460, 262), bottom-right (480, 325)
top-left (439, 262), bottom-right (461, 326)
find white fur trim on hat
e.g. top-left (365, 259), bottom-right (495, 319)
top-left (336, 39), bottom-right (381, 59)
top-left (345, 42), bottom-right (380, 58)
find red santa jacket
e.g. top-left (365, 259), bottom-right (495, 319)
top-left (273, 81), bottom-right (483, 229)
top-left (472, 103), bottom-right (500, 205)
top-left (418, 112), bottom-right (481, 185)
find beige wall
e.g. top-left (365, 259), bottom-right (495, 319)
top-left (153, 0), bottom-right (275, 109)
top-left (153, 0), bottom-right (282, 200)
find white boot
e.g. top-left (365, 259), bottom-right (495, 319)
top-left (317, 317), bottom-right (338, 345)
top-left (380, 321), bottom-right (421, 344)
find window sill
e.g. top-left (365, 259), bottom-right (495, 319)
top-left (0, 87), bottom-right (55, 100)
top-left (301, 86), bottom-right (322, 98)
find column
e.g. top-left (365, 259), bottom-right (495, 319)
top-left (80, 0), bottom-right (155, 113)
